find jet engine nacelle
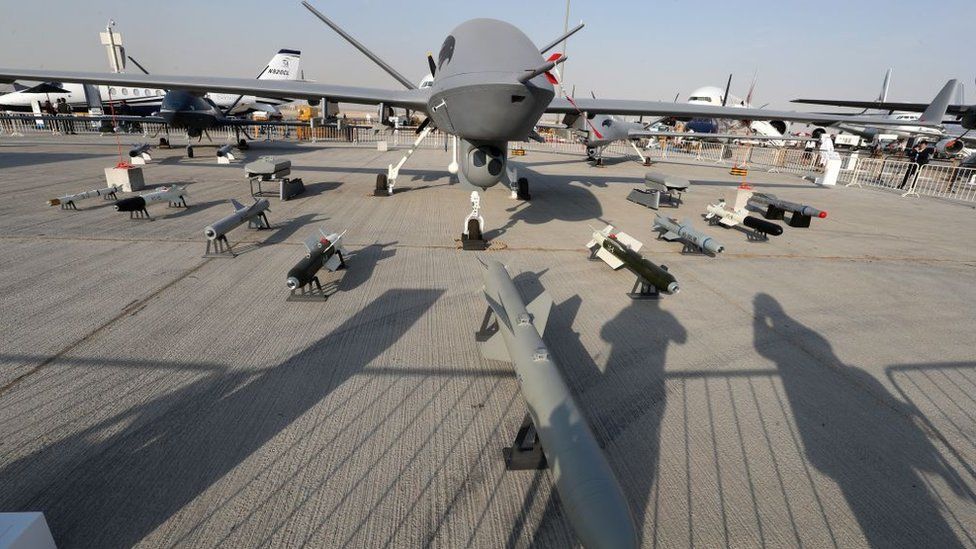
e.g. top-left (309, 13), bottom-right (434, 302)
top-left (936, 138), bottom-right (965, 156)
top-left (769, 120), bottom-right (788, 135)
top-left (459, 139), bottom-right (507, 189)
top-left (959, 109), bottom-right (976, 130)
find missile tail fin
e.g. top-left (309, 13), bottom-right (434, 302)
top-left (479, 331), bottom-right (512, 363)
top-left (661, 231), bottom-right (681, 241)
top-left (324, 254), bottom-right (343, 272)
top-left (230, 198), bottom-right (245, 210)
top-left (596, 248), bottom-right (625, 270)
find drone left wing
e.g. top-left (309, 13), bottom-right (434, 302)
top-left (0, 69), bottom-right (430, 111)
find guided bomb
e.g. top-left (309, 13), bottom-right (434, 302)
top-left (587, 225), bottom-right (679, 296)
top-left (704, 187), bottom-right (783, 237)
top-left (204, 198), bottom-right (271, 241)
top-left (653, 214), bottom-right (724, 254)
top-left (114, 185), bottom-right (189, 219)
top-left (478, 259), bottom-right (638, 549)
top-left (286, 227), bottom-right (347, 292)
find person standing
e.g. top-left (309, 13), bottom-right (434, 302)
top-left (899, 141), bottom-right (934, 190)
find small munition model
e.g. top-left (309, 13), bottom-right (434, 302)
top-left (216, 144), bottom-right (237, 164)
top-left (704, 186), bottom-right (783, 237)
top-left (748, 192), bottom-right (827, 228)
top-left (203, 198), bottom-right (272, 256)
top-left (286, 227), bottom-right (347, 299)
top-left (653, 214), bottom-right (724, 254)
top-left (114, 185), bottom-right (189, 219)
top-left (128, 143), bottom-right (152, 165)
top-left (47, 185), bottom-right (120, 210)
top-left (587, 225), bottom-right (679, 297)
top-left (477, 259), bottom-right (638, 549)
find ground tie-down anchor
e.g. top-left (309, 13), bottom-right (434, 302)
top-left (503, 413), bottom-right (548, 470)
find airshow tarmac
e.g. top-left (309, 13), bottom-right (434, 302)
top-left (0, 136), bottom-right (974, 548)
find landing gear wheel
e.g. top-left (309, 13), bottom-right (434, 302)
top-left (186, 146), bottom-right (194, 158)
top-left (375, 173), bottom-right (389, 196)
top-left (238, 139), bottom-right (249, 150)
top-left (159, 137), bottom-right (170, 148)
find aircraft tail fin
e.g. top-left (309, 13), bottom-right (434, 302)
top-left (259, 50), bottom-right (302, 81)
top-left (919, 79), bottom-right (958, 123)
top-left (878, 68), bottom-right (892, 102)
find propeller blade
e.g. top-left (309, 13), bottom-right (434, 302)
top-left (722, 74), bottom-right (732, 107)
top-left (591, 91), bottom-right (597, 100)
top-left (427, 53), bottom-right (437, 77)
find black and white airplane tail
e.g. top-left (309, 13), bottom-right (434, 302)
top-left (259, 50), bottom-right (302, 81)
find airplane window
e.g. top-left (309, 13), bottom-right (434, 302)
top-left (146, 89), bottom-right (152, 96)
top-left (689, 96), bottom-right (713, 103)
top-left (602, 119), bottom-right (613, 127)
top-left (109, 87), bottom-right (117, 95)
top-left (121, 88), bottom-right (128, 95)
top-left (156, 90), bottom-right (163, 96)
top-left (133, 89), bottom-right (140, 96)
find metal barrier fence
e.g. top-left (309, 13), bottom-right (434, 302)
top-left (838, 156), bottom-right (976, 203)
top-left (9, 114), bottom-right (976, 204)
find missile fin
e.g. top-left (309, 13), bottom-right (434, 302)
top-left (596, 247), bottom-right (625, 269)
top-left (719, 217), bottom-right (736, 227)
top-left (614, 231), bottom-right (643, 252)
top-left (479, 331), bottom-right (512, 363)
top-left (526, 291), bottom-right (553, 337)
top-left (324, 254), bottom-right (343, 272)
top-left (661, 231), bottom-right (681, 241)
top-left (230, 198), bottom-right (246, 210)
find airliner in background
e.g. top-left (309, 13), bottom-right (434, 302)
top-left (0, 49), bottom-right (303, 116)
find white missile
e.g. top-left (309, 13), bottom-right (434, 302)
top-left (47, 185), bottom-right (120, 208)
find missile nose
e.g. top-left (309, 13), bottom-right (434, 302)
top-left (667, 282), bottom-right (680, 295)
top-left (286, 277), bottom-right (300, 290)
top-left (204, 228), bottom-right (217, 240)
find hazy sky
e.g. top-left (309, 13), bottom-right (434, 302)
top-left (3, 0), bottom-right (972, 109)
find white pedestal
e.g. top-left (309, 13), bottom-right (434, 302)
top-left (817, 157), bottom-right (841, 187)
top-left (104, 166), bottom-right (145, 192)
top-left (377, 141), bottom-right (389, 152)
top-left (0, 513), bottom-right (57, 549)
